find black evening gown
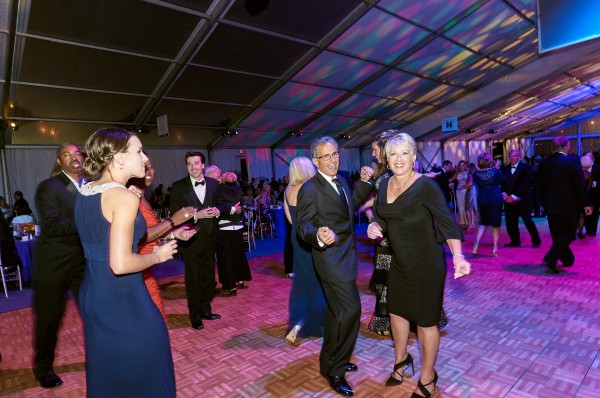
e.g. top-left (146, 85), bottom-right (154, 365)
top-left (375, 176), bottom-right (462, 327)
top-left (75, 183), bottom-right (175, 398)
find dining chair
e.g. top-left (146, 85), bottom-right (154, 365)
top-left (0, 247), bottom-right (23, 298)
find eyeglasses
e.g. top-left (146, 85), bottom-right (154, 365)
top-left (316, 151), bottom-right (340, 161)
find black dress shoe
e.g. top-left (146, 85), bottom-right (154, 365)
top-left (562, 262), bottom-right (574, 267)
top-left (546, 264), bottom-right (560, 274)
top-left (504, 242), bottom-right (521, 247)
top-left (345, 363), bottom-right (358, 372)
top-left (324, 374), bottom-right (354, 396)
top-left (200, 312), bottom-right (221, 320)
top-left (532, 241), bottom-right (541, 248)
top-left (217, 288), bottom-right (237, 297)
top-left (37, 370), bottom-right (63, 389)
top-left (191, 319), bottom-right (204, 329)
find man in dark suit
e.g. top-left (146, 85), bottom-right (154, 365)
top-left (433, 160), bottom-right (453, 208)
top-left (537, 137), bottom-right (592, 273)
top-left (296, 137), bottom-right (372, 397)
top-left (501, 150), bottom-right (541, 248)
top-left (33, 143), bottom-right (86, 388)
top-left (169, 152), bottom-right (237, 330)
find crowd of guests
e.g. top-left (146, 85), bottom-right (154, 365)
top-left (3, 126), bottom-right (599, 397)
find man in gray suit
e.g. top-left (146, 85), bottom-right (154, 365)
top-left (296, 137), bottom-right (372, 396)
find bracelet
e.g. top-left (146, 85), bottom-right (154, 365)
top-left (166, 218), bottom-right (175, 228)
top-left (453, 254), bottom-right (464, 258)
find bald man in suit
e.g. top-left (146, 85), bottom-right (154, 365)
top-left (33, 143), bottom-right (86, 388)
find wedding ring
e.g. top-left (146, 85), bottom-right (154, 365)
top-left (184, 213), bottom-right (190, 218)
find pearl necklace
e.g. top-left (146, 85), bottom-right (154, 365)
top-left (391, 171), bottom-right (414, 189)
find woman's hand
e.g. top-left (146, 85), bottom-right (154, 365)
top-left (367, 222), bottom-right (383, 239)
top-left (171, 206), bottom-right (196, 225)
top-left (453, 255), bottom-right (471, 279)
top-left (127, 185), bottom-right (143, 199)
top-left (173, 225), bottom-right (198, 241)
top-left (152, 239), bottom-right (178, 263)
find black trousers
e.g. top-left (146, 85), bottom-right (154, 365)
top-left (33, 275), bottom-right (83, 375)
top-left (319, 279), bottom-right (361, 377)
top-left (544, 214), bottom-right (577, 266)
top-left (182, 235), bottom-right (216, 322)
top-left (584, 206), bottom-right (599, 236)
top-left (504, 203), bottom-right (540, 245)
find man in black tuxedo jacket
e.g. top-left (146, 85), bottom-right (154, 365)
top-left (297, 137), bottom-right (372, 397)
top-left (169, 152), bottom-right (238, 330)
top-left (537, 137), bottom-right (592, 273)
top-left (501, 150), bottom-right (541, 248)
top-left (33, 143), bottom-right (86, 388)
top-left (433, 160), bottom-right (453, 207)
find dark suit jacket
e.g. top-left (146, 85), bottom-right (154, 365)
top-left (502, 161), bottom-right (534, 208)
top-left (169, 176), bottom-right (228, 252)
top-left (296, 172), bottom-right (371, 282)
top-left (433, 170), bottom-right (451, 204)
top-left (537, 152), bottom-right (589, 216)
top-left (590, 163), bottom-right (600, 207)
top-left (33, 172), bottom-right (84, 282)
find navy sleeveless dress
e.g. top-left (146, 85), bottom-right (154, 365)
top-left (75, 183), bottom-right (175, 397)
top-left (287, 205), bottom-right (327, 337)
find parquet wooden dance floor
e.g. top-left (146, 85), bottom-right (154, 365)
top-left (1, 218), bottom-right (599, 397)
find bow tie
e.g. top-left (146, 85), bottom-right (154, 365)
top-left (194, 180), bottom-right (205, 187)
top-left (511, 166), bottom-right (517, 169)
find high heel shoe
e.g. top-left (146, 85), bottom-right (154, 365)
top-left (492, 248), bottom-right (498, 257)
top-left (472, 241), bottom-right (479, 255)
top-left (285, 324), bottom-right (301, 344)
top-left (385, 353), bottom-right (414, 386)
top-left (410, 371), bottom-right (438, 398)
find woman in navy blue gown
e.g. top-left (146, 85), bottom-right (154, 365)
top-left (472, 152), bottom-right (505, 257)
top-left (284, 157), bottom-right (327, 343)
top-left (75, 128), bottom-right (178, 397)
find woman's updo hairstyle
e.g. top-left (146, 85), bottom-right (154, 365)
top-left (83, 128), bottom-right (133, 178)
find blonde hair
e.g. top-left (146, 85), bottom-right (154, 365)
top-left (222, 171), bottom-right (238, 183)
top-left (289, 157), bottom-right (316, 185)
top-left (384, 133), bottom-right (417, 159)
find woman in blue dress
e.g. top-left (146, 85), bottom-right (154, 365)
top-left (284, 157), bottom-right (327, 343)
top-left (472, 152), bottom-right (505, 257)
top-left (75, 128), bottom-right (178, 397)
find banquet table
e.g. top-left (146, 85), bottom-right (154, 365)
top-left (15, 237), bottom-right (37, 282)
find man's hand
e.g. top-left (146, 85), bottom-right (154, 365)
top-left (233, 202), bottom-right (242, 214)
top-left (585, 206), bottom-right (593, 216)
top-left (367, 222), bottom-right (383, 239)
top-left (360, 166), bottom-right (375, 182)
top-left (195, 207), bottom-right (218, 219)
top-left (317, 226), bottom-right (336, 246)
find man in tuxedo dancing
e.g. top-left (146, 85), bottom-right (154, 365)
top-left (33, 143), bottom-right (86, 388)
top-left (502, 150), bottom-right (541, 248)
top-left (537, 137), bottom-right (592, 273)
top-left (296, 137), bottom-right (372, 396)
top-left (170, 152), bottom-right (239, 330)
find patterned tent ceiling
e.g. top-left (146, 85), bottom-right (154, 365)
top-left (2, 0), bottom-right (600, 149)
